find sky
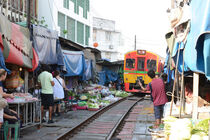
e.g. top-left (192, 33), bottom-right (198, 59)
top-left (91, 0), bottom-right (171, 58)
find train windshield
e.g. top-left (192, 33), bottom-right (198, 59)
top-left (147, 59), bottom-right (157, 71)
top-left (126, 59), bottom-right (135, 68)
top-left (137, 58), bottom-right (145, 71)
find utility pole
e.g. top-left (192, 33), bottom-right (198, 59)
top-left (134, 35), bottom-right (136, 50)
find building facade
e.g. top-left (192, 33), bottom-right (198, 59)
top-left (38, 0), bottom-right (92, 46)
top-left (92, 17), bottom-right (124, 62)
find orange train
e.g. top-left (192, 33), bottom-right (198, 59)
top-left (124, 50), bottom-right (164, 93)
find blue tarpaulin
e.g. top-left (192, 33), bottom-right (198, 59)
top-left (98, 68), bottom-right (119, 85)
top-left (184, 0), bottom-right (210, 79)
top-left (98, 71), bottom-right (106, 85)
top-left (170, 0), bottom-right (210, 80)
top-left (83, 59), bottom-right (93, 80)
top-left (63, 50), bottom-right (86, 77)
top-left (0, 48), bottom-right (10, 74)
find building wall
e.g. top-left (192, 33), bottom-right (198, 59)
top-left (92, 17), bottom-right (124, 62)
top-left (38, 0), bottom-right (92, 46)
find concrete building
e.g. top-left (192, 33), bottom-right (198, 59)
top-left (92, 17), bottom-right (124, 62)
top-left (38, 0), bottom-right (92, 47)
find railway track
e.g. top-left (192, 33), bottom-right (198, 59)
top-left (57, 96), bottom-right (144, 140)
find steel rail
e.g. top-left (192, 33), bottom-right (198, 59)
top-left (56, 95), bottom-right (134, 140)
top-left (106, 97), bottom-right (144, 140)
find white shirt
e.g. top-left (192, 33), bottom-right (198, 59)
top-left (53, 77), bottom-right (64, 99)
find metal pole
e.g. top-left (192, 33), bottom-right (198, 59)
top-left (192, 72), bottom-right (199, 120)
top-left (169, 43), bottom-right (181, 116)
top-left (27, 0), bottom-right (31, 28)
top-left (179, 49), bottom-right (185, 118)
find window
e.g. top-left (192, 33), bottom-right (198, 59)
top-left (93, 30), bottom-right (97, 41)
top-left (77, 21), bottom-right (84, 44)
top-left (147, 59), bottom-right (157, 71)
top-left (58, 12), bottom-right (65, 38)
top-left (85, 25), bottom-right (90, 45)
top-left (63, 0), bottom-right (69, 9)
top-left (126, 59), bottom-right (135, 69)
top-left (137, 58), bottom-right (145, 71)
top-left (67, 17), bottom-right (75, 41)
top-left (106, 31), bottom-right (111, 41)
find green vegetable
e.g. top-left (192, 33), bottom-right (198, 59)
top-left (115, 91), bottom-right (129, 97)
top-left (78, 101), bottom-right (87, 107)
top-left (192, 119), bottom-right (209, 135)
top-left (87, 102), bottom-right (99, 109)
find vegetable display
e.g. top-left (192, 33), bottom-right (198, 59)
top-left (164, 117), bottom-right (209, 140)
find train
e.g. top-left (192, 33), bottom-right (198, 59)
top-left (123, 50), bottom-right (164, 93)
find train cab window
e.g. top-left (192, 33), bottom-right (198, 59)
top-left (137, 58), bottom-right (145, 71)
top-left (126, 59), bottom-right (135, 69)
top-left (147, 59), bottom-right (157, 71)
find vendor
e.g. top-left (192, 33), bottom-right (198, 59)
top-left (0, 69), bottom-right (14, 128)
top-left (0, 69), bottom-right (14, 99)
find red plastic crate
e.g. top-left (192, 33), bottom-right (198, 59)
top-left (76, 105), bottom-right (87, 110)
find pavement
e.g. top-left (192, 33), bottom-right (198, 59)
top-left (20, 110), bottom-right (95, 140)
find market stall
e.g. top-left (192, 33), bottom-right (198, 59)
top-left (151, 0), bottom-right (210, 139)
top-left (65, 84), bottom-right (130, 111)
top-left (7, 93), bottom-right (40, 128)
top-left (0, 11), bottom-right (40, 129)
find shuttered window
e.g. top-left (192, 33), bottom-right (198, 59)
top-left (85, 25), bottom-right (90, 45)
top-left (63, 0), bottom-right (69, 9)
top-left (58, 12), bottom-right (66, 38)
top-left (67, 17), bottom-right (75, 41)
top-left (77, 21), bottom-right (84, 45)
top-left (70, 0), bottom-right (77, 13)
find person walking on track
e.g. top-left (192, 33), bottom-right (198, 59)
top-left (138, 69), bottom-right (168, 129)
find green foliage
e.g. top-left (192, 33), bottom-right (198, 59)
top-left (63, 30), bottom-right (68, 35)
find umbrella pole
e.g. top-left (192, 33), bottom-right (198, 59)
top-left (170, 43), bottom-right (181, 116)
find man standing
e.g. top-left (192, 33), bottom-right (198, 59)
top-left (38, 65), bottom-right (55, 124)
top-left (138, 69), bottom-right (168, 128)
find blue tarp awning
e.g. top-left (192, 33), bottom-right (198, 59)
top-left (171, 0), bottom-right (210, 80)
top-left (63, 50), bottom-right (86, 77)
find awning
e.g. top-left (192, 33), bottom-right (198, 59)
top-left (169, 0), bottom-right (210, 80)
top-left (0, 13), bottom-right (38, 70)
top-left (33, 25), bottom-right (64, 66)
top-left (63, 50), bottom-right (86, 77)
top-left (184, 0), bottom-right (210, 79)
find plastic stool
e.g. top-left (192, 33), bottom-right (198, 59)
top-left (4, 121), bottom-right (20, 140)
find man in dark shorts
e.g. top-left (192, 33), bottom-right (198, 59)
top-left (38, 65), bottom-right (55, 124)
top-left (138, 69), bottom-right (168, 128)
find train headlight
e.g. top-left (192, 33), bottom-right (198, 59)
top-left (137, 50), bottom-right (146, 55)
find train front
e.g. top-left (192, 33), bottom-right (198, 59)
top-left (123, 50), bottom-right (160, 94)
